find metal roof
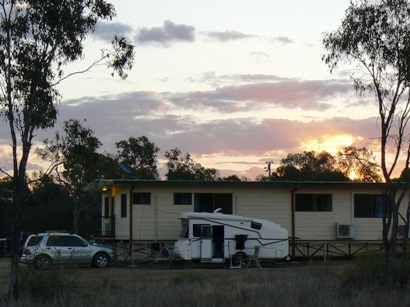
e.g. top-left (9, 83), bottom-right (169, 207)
top-left (83, 178), bottom-right (389, 192)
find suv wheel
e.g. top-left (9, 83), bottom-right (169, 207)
top-left (93, 253), bottom-right (109, 268)
top-left (34, 255), bottom-right (52, 270)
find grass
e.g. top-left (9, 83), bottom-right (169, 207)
top-left (2, 257), bottom-right (410, 306)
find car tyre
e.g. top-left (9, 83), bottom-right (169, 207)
top-left (34, 254), bottom-right (52, 270)
top-left (93, 253), bottom-right (109, 268)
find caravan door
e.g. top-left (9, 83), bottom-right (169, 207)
top-left (200, 225), bottom-right (212, 262)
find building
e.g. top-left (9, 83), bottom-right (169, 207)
top-left (84, 179), bottom-right (408, 258)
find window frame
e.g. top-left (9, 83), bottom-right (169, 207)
top-left (295, 193), bottom-right (333, 212)
top-left (194, 193), bottom-right (233, 214)
top-left (121, 193), bottom-right (127, 218)
top-left (354, 193), bottom-right (388, 218)
top-left (132, 192), bottom-right (151, 205)
top-left (174, 193), bottom-right (192, 205)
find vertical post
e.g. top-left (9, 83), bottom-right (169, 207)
top-left (291, 187), bottom-right (299, 258)
top-left (265, 161), bottom-right (274, 177)
top-left (154, 195), bottom-right (158, 241)
top-left (129, 187), bottom-right (135, 259)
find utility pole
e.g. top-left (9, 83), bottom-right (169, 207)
top-left (265, 161), bottom-right (274, 177)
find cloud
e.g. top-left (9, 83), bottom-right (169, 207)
top-left (204, 30), bottom-right (256, 42)
top-left (0, 76), bottom-right (376, 180)
top-left (94, 21), bottom-right (134, 42)
top-left (273, 36), bottom-right (293, 44)
top-left (170, 79), bottom-right (353, 112)
top-left (186, 72), bottom-right (283, 87)
top-left (135, 20), bottom-right (195, 47)
top-left (250, 52), bottom-right (270, 59)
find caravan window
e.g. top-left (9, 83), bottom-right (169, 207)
top-left (193, 224), bottom-right (209, 237)
top-left (179, 219), bottom-right (189, 238)
top-left (251, 221), bottom-right (262, 230)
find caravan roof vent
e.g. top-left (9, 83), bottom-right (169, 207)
top-left (336, 223), bottom-right (355, 239)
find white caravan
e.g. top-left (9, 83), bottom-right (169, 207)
top-left (173, 211), bottom-right (289, 265)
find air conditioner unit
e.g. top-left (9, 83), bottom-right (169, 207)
top-left (397, 225), bottom-right (410, 238)
top-left (336, 223), bottom-right (355, 239)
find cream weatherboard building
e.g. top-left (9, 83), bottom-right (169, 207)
top-left (84, 179), bottom-right (408, 258)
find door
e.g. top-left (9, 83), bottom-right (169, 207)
top-left (64, 236), bottom-right (90, 262)
top-left (200, 225), bottom-right (212, 262)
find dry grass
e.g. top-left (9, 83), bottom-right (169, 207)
top-left (1, 257), bottom-right (410, 306)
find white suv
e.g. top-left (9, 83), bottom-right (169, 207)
top-left (20, 233), bottom-right (117, 269)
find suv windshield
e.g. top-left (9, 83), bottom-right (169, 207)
top-left (26, 236), bottom-right (43, 247)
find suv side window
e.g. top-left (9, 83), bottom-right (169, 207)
top-left (65, 236), bottom-right (86, 247)
top-left (27, 236), bottom-right (43, 247)
top-left (46, 236), bottom-right (65, 247)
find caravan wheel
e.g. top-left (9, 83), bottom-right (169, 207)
top-left (231, 252), bottom-right (247, 267)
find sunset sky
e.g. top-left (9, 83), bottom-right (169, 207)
top-left (1, 0), bottom-right (386, 180)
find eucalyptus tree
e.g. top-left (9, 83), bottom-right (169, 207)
top-left (165, 148), bottom-right (219, 181)
top-left (272, 151), bottom-right (349, 181)
top-left (0, 1), bottom-right (134, 301)
top-left (37, 119), bottom-right (103, 235)
top-left (115, 136), bottom-right (160, 179)
top-left (337, 146), bottom-right (382, 182)
top-left (323, 0), bottom-right (410, 285)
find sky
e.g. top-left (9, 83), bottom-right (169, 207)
top-left (1, 0), bottom-right (385, 180)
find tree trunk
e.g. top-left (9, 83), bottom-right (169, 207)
top-left (385, 201), bottom-right (399, 287)
top-left (7, 196), bottom-right (22, 303)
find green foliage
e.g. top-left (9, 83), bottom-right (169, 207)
top-left (23, 175), bottom-right (72, 233)
top-left (323, 0), bottom-right (410, 286)
top-left (220, 174), bottom-right (244, 181)
top-left (37, 119), bottom-right (104, 233)
top-left (272, 150), bottom-right (350, 181)
top-left (165, 148), bottom-right (219, 180)
top-left (337, 146), bottom-right (381, 182)
top-left (0, 0), bottom-right (134, 301)
top-left (115, 136), bottom-right (160, 179)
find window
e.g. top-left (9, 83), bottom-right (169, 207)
top-left (46, 236), bottom-right (64, 247)
top-left (179, 219), bottom-right (189, 238)
top-left (251, 221), bottom-right (262, 230)
top-left (295, 194), bottom-right (332, 212)
top-left (354, 194), bottom-right (388, 218)
top-left (104, 197), bottom-right (110, 217)
top-left (194, 193), bottom-right (233, 214)
top-left (133, 192), bottom-right (151, 205)
top-left (192, 224), bottom-right (207, 237)
top-left (121, 194), bottom-right (127, 218)
top-left (174, 193), bottom-right (192, 205)
top-left (65, 236), bottom-right (85, 247)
